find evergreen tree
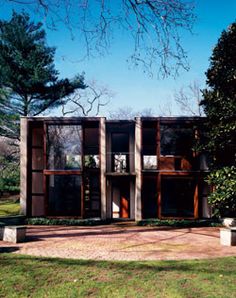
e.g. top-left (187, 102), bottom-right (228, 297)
top-left (201, 22), bottom-right (236, 166)
top-left (201, 22), bottom-right (236, 217)
top-left (0, 11), bottom-right (85, 140)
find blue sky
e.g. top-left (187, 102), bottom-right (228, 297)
top-left (0, 0), bottom-right (236, 116)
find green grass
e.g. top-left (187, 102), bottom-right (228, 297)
top-left (0, 254), bottom-right (236, 298)
top-left (0, 200), bottom-right (20, 216)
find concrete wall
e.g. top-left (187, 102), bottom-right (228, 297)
top-left (135, 118), bottom-right (142, 220)
top-left (100, 118), bottom-right (107, 219)
top-left (20, 118), bottom-right (28, 215)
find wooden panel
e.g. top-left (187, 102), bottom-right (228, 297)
top-left (121, 196), bottom-right (129, 218)
top-left (194, 182), bottom-right (199, 219)
top-left (44, 170), bottom-right (82, 175)
top-left (32, 148), bottom-right (44, 170)
top-left (120, 185), bottom-right (129, 218)
top-left (181, 158), bottom-right (192, 170)
top-left (159, 157), bottom-right (175, 170)
top-left (112, 178), bottom-right (130, 219)
top-left (32, 196), bottom-right (45, 216)
top-left (159, 157), bottom-right (193, 171)
top-left (32, 127), bottom-right (44, 147)
top-left (32, 172), bottom-right (43, 194)
top-left (120, 182), bottom-right (130, 218)
top-left (159, 171), bottom-right (196, 176)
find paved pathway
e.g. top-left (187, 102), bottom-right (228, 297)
top-left (1, 224), bottom-right (236, 261)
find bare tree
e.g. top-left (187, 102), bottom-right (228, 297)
top-left (174, 81), bottom-right (204, 116)
top-left (108, 106), bottom-right (155, 119)
top-left (157, 100), bottom-right (173, 116)
top-left (61, 80), bottom-right (113, 116)
top-left (108, 106), bottom-right (136, 120)
top-left (4, 0), bottom-right (196, 77)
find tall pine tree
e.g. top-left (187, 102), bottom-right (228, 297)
top-left (0, 11), bottom-right (85, 140)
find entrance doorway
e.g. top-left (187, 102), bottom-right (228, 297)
top-left (112, 178), bottom-right (130, 219)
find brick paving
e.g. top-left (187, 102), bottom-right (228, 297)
top-left (1, 224), bottom-right (236, 261)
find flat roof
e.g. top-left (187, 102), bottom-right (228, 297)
top-left (21, 116), bottom-right (206, 122)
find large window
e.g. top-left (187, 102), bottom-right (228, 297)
top-left (83, 125), bottom-right (100, 169)
top-left (47, 125), bottom-right (82, 170)
top-left (142, 123), bottom-right (158, 170)
top-left (83, 172), bottom-right (100, 217)
top-left (48, 175), bottom-right (82, 216)
top-left (161, 176), bottom-right (196, 217)
top-left (46, 124), bottom-right (83, 216)
top-left (111, 133), bottom-right (129, 172)
top-left (160, 124), bottom-right (194, 156)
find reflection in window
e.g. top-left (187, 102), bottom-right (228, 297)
top-left (142, 175), bottom-right (158, 218)
top-left (48, 175), bottom-right (82, 216)
top-left (161, 177), bottom-right (195, 217)
top-left (114, 154), bottom-right (127, 172)
top-left (84, 126), bottom-right (99, 155)
top-left (112, 133), bottom-right (129, 153)
top-left (84, 155), bottom-right (99, 168)
top-left (83, 173), bottom-right (100, 216)
top-left (143, 155), bottom-right (157, 169)
top-left (111, 133), bottom-right (129, 172)
top-left (47, 125), bottom-right (82, 170)
top-left (160, 124), bottom-right (193, 156)
top-left (142, 126), bottom-right (156, 155)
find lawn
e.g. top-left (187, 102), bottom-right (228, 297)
top-left (0, 200), bottom-right (20, 216)
top-left (0, 254), bottom-right (235, 298)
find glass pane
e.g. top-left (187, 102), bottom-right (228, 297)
top-left (142, 175), bottom-right (158, 218)
top-left (83, 173), bottom-right (100, 216)
top-left (84, 127), bottom-right (99, 154)
top-left (84, 155), bottom-right (99, 168)
top-left (113, 154), bottom-right (128, 172)
top-left (47, 125), bottom-right (82, 170)
top-left (161, 177), bottom-right (195, 217)
top-left (48, 175), bottom-right (81, 216)
top-left (142, 127), bottom-right (156, 155)
top-left (143, 155), bottom-right (157, 169)
top-left (112, 133), bottom-right (129, 153)
top-left (160, 124), bottom-right (193, 156)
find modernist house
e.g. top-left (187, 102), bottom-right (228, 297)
top-left (20, 116), bottom-right (211, 220)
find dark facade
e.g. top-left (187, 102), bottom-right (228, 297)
top-left (20, 116), bottom-right (211, 220)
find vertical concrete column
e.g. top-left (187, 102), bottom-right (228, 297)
top-left (100, 117), bottom-right (107, 219)
top-left (20, 117), bottom-right (28, 215)
top-left (135, 117), bottom-right (142, 221)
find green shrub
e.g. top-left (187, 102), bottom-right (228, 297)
top-left (27, 217), bottom-right (110, 226)
top-left (137, 219), bottom-right (222, 227)
top-left (206, 166), bottom-right (236, 217)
